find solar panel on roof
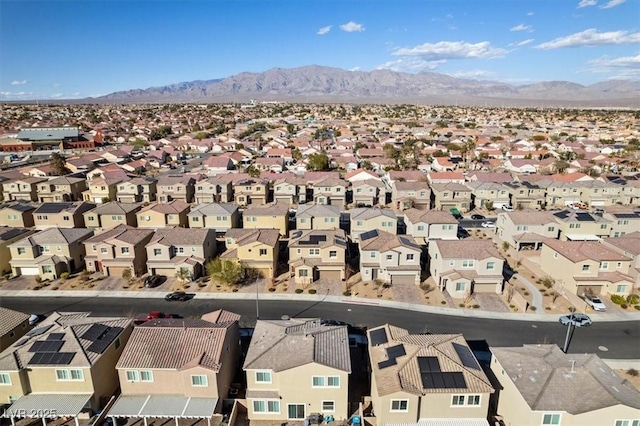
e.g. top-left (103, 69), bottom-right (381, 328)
top-left (26, 325), bottom-right (53, 337)
top-left (14, 338), bottom-right (29, 347)
top-left (386, 344), bottom-right (406, 360)
top-left (575, 212), bottom-right (595, 222)
top-left (28, 340), bottom-right (63, 353)
top-left (47, 333), bottom-right (65, 341)
top-left (81, 324), bottom-right (109, 341)
top-left (554, 211), bottom-right (569, 219)
top-left (378, 358), bottom-right (397, 369)
top-left (29, 352), bottom-right (75, 365)
top-left (87, 326), bottom-right (123, 354)
top-left (417, 356), bottom-right (441, 373)
top-left (309, 235), bottom-right (327, 242)
top-left (369, 328), bottom-right (388, 346)
top-left (421, 371), bottom-right (467, 389)
top-left (453, 342), bottom-right (480, 370)
top-left (35, 203), bottom-right (73, 214)
top-left (359, 230), bottom-right (378, 241)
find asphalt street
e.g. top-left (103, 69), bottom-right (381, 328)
top-left (1, 296), bottom-right (638, 359)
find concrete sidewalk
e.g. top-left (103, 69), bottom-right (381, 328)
top-left (2, 288), bottom-right (639, 323)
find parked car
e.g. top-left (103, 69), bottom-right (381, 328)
top-left (559, 313), bottom-right (592, 327)
top-left (143, 274), bottom-right (163, 288)
top-left (165, 291), bottom-right (189, 301)
top-left (576, 202), bottom-right (588, 210)
top-left (501, 205), bottom-right (514, 212)
top-left (29, 314), bottom-right (44, 326)
top-left (567, 203), bottom-right (579, 210)
top-left (450, 208), bottom-right (463, 220)
top-left (481, 221), bottom-right (496, 228)
top-left (581, 293), bottom-right (606, 311)
top-left (471, 214), bottom-right (485, 220)
top-left (593, 208), bottom-right (605, 216)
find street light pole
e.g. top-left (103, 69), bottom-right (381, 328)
top-left (562, 319), bottom-right (574, 353)
top-left (255, 278), bottom-right (260, 320)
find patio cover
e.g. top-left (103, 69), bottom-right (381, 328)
top-left (109, 395), bottom-right (218, 418)
top-left (1, 393), bottom-right (93, 418)
top-left (386, 419), bottom-right (489, 426)
top-left (565, 234), bottom-right (600, 241)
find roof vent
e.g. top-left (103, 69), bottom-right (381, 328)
top-left (281, 315), bottom-right (290, 320)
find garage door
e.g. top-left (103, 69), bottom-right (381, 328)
top-left (19, 267), bottom-right (40, 276)
top-left (318, 269), bottom-right (342, 281)
top-left (152, 268), bottom-right (176, 277)
top-left (391, 275), bottom-right (416, 285)
top-left (107, 266), bottom-right (129, 278)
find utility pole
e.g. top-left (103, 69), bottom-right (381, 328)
top-left (255, 278), bottom-right (260, 320)
top-left (562, 318), bottom-right (574, 353)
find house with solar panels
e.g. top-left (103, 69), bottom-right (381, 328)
top-left (366, 324), bottom-right (494, 426)
top-left (0, 312), bottom-right (133, 424)
top-left (552, 210), bottom-right (612, 241)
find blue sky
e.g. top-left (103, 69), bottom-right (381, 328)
top-left (1, 0), bottom-right (639, 100)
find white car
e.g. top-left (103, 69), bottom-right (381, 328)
top-left (582, 294), bottom-right (606, 312)
top-left (559, 313), bottom-right (592, 327)
top-left (481, 221), bottom-right (496, 228)
top-left (501, 205), bottom-right (514, 212)
top-left (567, 203), bottom-right (579, 210)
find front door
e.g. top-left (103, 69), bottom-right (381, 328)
top-left (371, 269), bottom-right (378, 280)
top-left (287, 404), bottom-right (305, 420)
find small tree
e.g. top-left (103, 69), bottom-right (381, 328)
top-left (307, 152), bottom-right (330, 171)
top-left (246, 165), bottom-right (260, 178)
top-left (175, 268), bottom-right (191, 284)
top-left (121, 267), bottom-right (133, 286)
top-left (217, 260), bottom-right (243, 286)
top-left (502, 241), bottom-right (510, 252)
top-left (50, 152), bottom-right (70, 175)
top-left (484, 200), bottom-right (494, 211)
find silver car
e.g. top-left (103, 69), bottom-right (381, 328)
top-left (582, 294), bottom-right (606, 312)
top-left (559, 313), bottom-right (592, 327)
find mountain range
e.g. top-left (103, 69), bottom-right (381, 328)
top-left (93, 65), bottom-right (640, 107)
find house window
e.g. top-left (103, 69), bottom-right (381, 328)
top-left (327, 376), bottom-right (340, 387)
top-left (487, 261), bottom-right (495, 270)
top-left (168, 214), bottom-right (176, 221)
top-left (154, 248), bottom-right (162, 256)
top-left (462, 260), bottom-right (475, 268)
top-left (7, 214), bottom-right (17, 220)
top-left (42, 266), bottom-right (52, 274)
top-left (600, 224), bottom-right (608, 230)
top-left (310, 248), bottom-right (320, 255)
top-left (101, 247), bottom-right (108, 253)
top-left (191, 375), bottom-right (208, 387)
top-left (177, 247), bottom-right (185, 254)
top-left (329, 250), bottom-right (337, 258)
top-left (126, 370), bottom-right (139, 382)
top-left (17, 248), bottom-right (25, 255)
top-left (455, 282), bottom-right (466, 292)
top-left (299, 269), bottom-right (309, 277)
top-left (382, 221), bottom-right (393, 227)
top-left (406, 253), bottom-right (414, 261)
top-left (615, 421), bottom-right (640, 426)
top-left (322, 401), bottom-right (335, 412)
top-left (255, 371), bottom-right (271, 383)
top-left (141, 215), bottom-right (151, 221)
top-left (617, 284), bottom-right (628, 293)
top-left (312, 376), bottom-right (325, 387)
top-left (0, 373), bottom-right (11, 385)
top-left (547, 226), bottom-right (554, 232)
top-left (451, 395), bottom-right (465, 406)
top-left (192, 216), bottom-right (199, 222)
top-left (542, 413), bottom-right (561, 425)
top-left (386, 254), bottom-right (393, 261)
top-left (121, 247), bottom-right (130, 254)
top-left (259, 248), bottom-right (267, 256)
top-left (370, 252), bottom-right (376, 258)
top-left (134, 370), bottom-right (153, 382)
top-left (356, 220), bottom-right (363, 226)
top-left (582, 264), bottom-right (590, 272)
top-left (617, 262), bottom-right (622, 269)
top-left (600, 261), bottom-right (609, 270)
top-left (88, 216), bottom-right (95, 221)
top-left (247, 216), bottom-right (257, 222)
top-left (253, 400), bottom-right (280, 413)
top-left (467, 395), bottom-right (481, 406)
top-left (56, 369), bottom-right (83, 381)
top-left (300, 218), bottom-right (307, 223)
top-left (417, 225), bottom-right (424, 231)
top-left (569, 223), bottom-right (581, 229)
top-left (553, 252), bottom-right (558, 259)
top-left (390, 399), bottom-right (408, 412)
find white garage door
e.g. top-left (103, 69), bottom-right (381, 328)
top-left (391, 275), bottom-right (416, 285)
top-left (19, 267), bottom-right (40, 276)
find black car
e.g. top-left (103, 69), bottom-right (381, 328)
top-left (144, 275), bottom-right (162, 288)
top-left (471, 214), bottom-right (486, 220)
top-left (165, 291), bottom-right (189, 301)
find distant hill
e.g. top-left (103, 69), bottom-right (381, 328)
top-left (92, 65), bottom-right (640, 107)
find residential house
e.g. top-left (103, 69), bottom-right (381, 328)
top-left (82, 177), bottom-right (121, 204)
top-left (115, 177), bottom-right (157, 203)
top-left (273, 176), bottom-right (307, 205)
top-left (288, 229), bottom-right (347, 285)
top-left (602, 232), bottom-right (640, 289)
top-left (312, 178), bottom-right (348, 208)
top-left (620, 180), bottom-right (640, 206)
top-left (194, 177), bottom-right (232, 204)
top-left (83, 202), bottom-right (142, 230)
top-left (243, 202), bottom-right (290, 236)
top-left (145, 228), bottom-right (216, 280)
top-left (345, 169), bottom-right (380, 183)
top-left (553, 210), bottom-right (612, 241)
top-left (496, 211), bottom-right (560, 250)
top-left (545, 182), bottom-right (582, 209)
top-left (0, 312), bottom-right (132, 421)
top-left (136, 201), bottom-right (190, 229)
top-left (427, 171), bottom-right (465, 184)
top-left (391, 181), bottom-right (431, 210)
top-left (234, 178), bottom-right (270, 206)
top-left (504, 182), bottom-right (547, 210)
top-left (352, 180), bottom-right (385, 207)
top-left (243, 318), bottom-right (351, 421)
top-left (367, 325), bottom-right (494, 426)
top-left (359, 230), bottom-right (421, 285)
top-left (429, 183), bottom-right (472, 213)
top-left (156, 175), bottom-right (195, 203)
top-left (33, 202), bottom-right (96, 229)
top-left (2, 177), bottom-right (47, 202)
top-left (350, 208), bottom-right (397, 242)
top-left (491, 344), bottom-right (640, 426)
top-left (540, 239), bottom-right (633, 296)
top-left (0, 307), bottom-right (29, 351)
top-left (0, 228), bottom-right (36, 275)
top-left (578, 180), bottom-right (622, 207)
top-left (255, 157), bottom-right (284, 173)
top-left (503, 159), bottom-right (539, 174)
top-left (83, 225), bottom-right (155, 277)
top-left (603, 210), bottom-right (640, 238)
top-left (9, 227), bottom-right (93, 280)
top-left (295, 204), bottom-right (341, 231)
top-left (0, 202), bottom-right (35, 228)
top-left (188, 203), bottom-right (240, 233)
top-left (403, 209), bottom-right (458, 244)
top-left (108, 310), bottom-right (241, 424)
top-left (36, 176), bottom-right (87, 203)
top-left (466, 181), bottom-right (510, 210)
top-left (221, 229), bottom-right (280, 279)
top-left (428, 239), bottom-right (505, 296)
top-left (203, 155), bottom-right (234, 173)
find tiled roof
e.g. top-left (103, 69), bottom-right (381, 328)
top-left (289, 229), bottom-right (347, 249)
top-left (434, 239), bottom-right (502, 260)
top-left (504, 211), bottom-right (557, 225)
top-left (84, 224), bottom-right (153, 245)
top-left (148, 228), bottom-right (213, 246)
top-left (188, 203), bottom-right (238, 216)
top-left (9, 227), bottom-right (93, 247)
top-left (603, 233), bottom-right (640, 255)
top-left (543, 239), bottom-right (631, 262)
top-left (0, 307), bottom-right (29, 337)
top-left (138, 200), bottom-right (190, 214)
top-left (360, 230), bottom-right (420, 253)
top-left (404, 209), bottom-right (458, 225)
top-left (225, 228), bottom-right (280, 247)
top-left (86, 201), bottom-right (142, 215)
top-left (492, 345), bottom-right (640, 414)
top-left (296, 204), bottom-right (341, 218)
top-left (243, 318), bottom-right (351, 373)
top-left (243, 201), bottom-right (290, 216)
top-left (350, 207), bottom-right (396, 221)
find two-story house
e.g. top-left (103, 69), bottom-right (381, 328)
top-left (428, 239), bottom-right (505, 296)
top-left (0, 228), bottom-right (36, 275)
top-left (83, 202), bottom-right (142, 230)
top-left (496, 211), bottom-right (559, 250)
top-left (491, 344), bottom-right (640, 426)
top-left (0, 307), bottom-right (29, 351)
top-left (504, 181), bottom-right (547, 210)
top-left (602, 232), bottom-right (640, 290)
top-left (391, 181), bottom-right (431, 211)
top-left (156, 175), bottom-right (195, 203)
top-left (352, 180), bottom-right (386, 207)
top-left (136, 200), bottom-right (191, 229)
top-left (0, 312), bottom-right (132, 421)
top-left (367, 324), bottom-right (494, 426)
top-left (188, 203), bottom-right (240, 233)
top-left (312, 178), bottom-right (348, 208)
top-left (243, 318), bottom-right (351, 421)
top-left (350, 208), bottom-right (397, 242)
top-left (0, 202), bottom-right (36, 228)
top-left (194, 177), bottom-right (232, 204)
top-left (288, 229), bottom-right (347, 285)
top-left (108, 310), bottom-right (241, 424)
top-left (603, 210), bottom-right (640, 238)
top-left (540, 239), bottom-right (634, 296)
top-left (545, 181), bottom-right (582, 209)
top-left (33, 202), bottom-right (96, 229)
top-left (619, 179), bottom-right (640, 206)
top-left (243, 201), bottom-right (290, 237)
top-left (234, 179), bottom-right (270, 206)
top-left (295, 204), bottom-right (341, 231)
top-left (83, 177), bottom-right (122, 204)
top-left (404, 209), bottom-right (458, 244)
top-left (2, 177), bottom-right (47, 202)
top-left (430, 183), bottom-right (472, 213)
top-left (578, 180), bottom-right (622, 207)
top-left (553, 210), bottom-right (612, 241)
top-left (221, 229), bottom-right (280, 279)
top-left (273, 176), bottom-right (307, 205)
top-left (466, 181), bottom-right (511, 210)
top-left (358, 230), bottom-right (421, 285)
top-left (36, 176), bottom-right (87, 203)
top-left (145, 228), bottom-right (216, 280)
top-left (84, 225), bottom-right (155, 277)
top-left (115, 177), bottom-right (157, 203)
top-left (9, 227), bottom-right (94, 280)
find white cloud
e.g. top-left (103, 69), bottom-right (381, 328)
top-left (578, 0), bottom-right (597, 7)
top-left (527, 11), bottom-right (534, 16)
top-left (50, 93), bottom-right (64, 98)
top-left (450, 70), bottom-right (496, 80)
top-left (339, 21), bottom-right (365, 32)
top-left (535, 28), bottom-right (640, 49)
top-left (349, 66), bottom-right (361, 72)
top-left (599, 0), bottom-right (626, 8)
top-left (0, 91), bottom-right (34, 99)
top-left (376, 57), bottom-right (445, 72)
top-left (10, 80), bottom-right (27, 85)
top-left (590, 54), bottom-right (640, 69)
top-left (317, 25), bottom-right (331, 35)
top-left (510, 24), bottom-right (533, 32)
top-left (392, 40), bottom-right (507, 60)
top-left (515, 38), bottom-right (535, 46)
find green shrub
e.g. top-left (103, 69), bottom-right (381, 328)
top-left (343, 291), bottom-right (351, 296)
top-left (459, 303), bottom-right (465, 308)
top-left (309, 289), bottom-right (317, 294)
top-left (268, 287), bottom-right (276, 292)
top-left (295, 289), bottom-right (303, 294)
top-left (529, 306), bottom-right (537, 312)
top-left (611, 294), bottom-right (625, 305)
top-left (472, 304), bottom-right (480, 309)
top-left (441, 301), bottom-right (447, 305)
top-left (621, 303), bottom-right (628, 309)
top-left (626, 294), bottom-right (639, 305)
top-left (627, 368), bottom-right (639, 377)
top-left (60, 272), bottom-right (70, 280)
top-left (35, 277), bottom-right (42, 283)
top-left (635, 305), bottom-right (640, 311)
